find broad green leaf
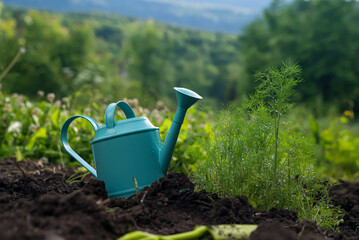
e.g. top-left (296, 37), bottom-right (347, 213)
top-left (51, 109), bottom-right (61, 128)
top-left (27, 127), bottom-right (47, 151)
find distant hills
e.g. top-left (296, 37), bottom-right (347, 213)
top-left (1, 0), bottom-right (274, 34)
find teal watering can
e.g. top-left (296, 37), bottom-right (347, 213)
top-left (61, 87), bottom-right (202, 198)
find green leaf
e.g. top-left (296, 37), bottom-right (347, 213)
top-left (27, 127), bottom-right (47, 151)
top-left (92, 102), bottom-right (99, 110)
top-left (15, 146), bottom-right (24, 161)
top-left (51, 109), bottom-right (61, 128)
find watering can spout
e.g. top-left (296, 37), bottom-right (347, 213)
top-left (160, 87), bottom-right (202, 174)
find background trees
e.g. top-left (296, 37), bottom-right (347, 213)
top-left (0, 6), bottom-right (241, 108)
top-left (1, 0), bottom-right (359, 112)
top-left (240, 0), bottom-right (359, 113)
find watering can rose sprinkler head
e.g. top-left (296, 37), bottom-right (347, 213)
top-left (60, 87), bottom-right (202, 198)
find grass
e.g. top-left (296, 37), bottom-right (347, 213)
top-left (66, 170), bottom-right (90, 185)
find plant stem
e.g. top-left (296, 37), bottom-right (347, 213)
top-left (133, 176), bottom-right (139, 200)
top-left (57, 142), bottom-right (65, 168)
top-left (0, 47), bottom-right (24, 83)
top-left (273, 111), bottom-right (280, 186)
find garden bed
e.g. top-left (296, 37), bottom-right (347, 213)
top-left (0, 158), bottom-right (358, 240)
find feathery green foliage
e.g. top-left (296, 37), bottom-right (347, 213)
top-left (194, 62), bottom-right (343, 229)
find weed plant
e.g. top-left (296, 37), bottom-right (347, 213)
top-left (194, 62), bottom-right (343, 229)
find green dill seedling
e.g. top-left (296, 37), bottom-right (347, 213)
top-left (133, 176), bottom-right (139, 200)
top-left (66, 171), bottom-right (90, 185)
top-left (247, 61), bottom-right (302, 188)
top-left (194, 61), bottom-right (343, 229)
top-left (105, 207), bottom-right (118, 213)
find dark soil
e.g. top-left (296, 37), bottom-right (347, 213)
top-left (0, 158), bottom-right (358, 240)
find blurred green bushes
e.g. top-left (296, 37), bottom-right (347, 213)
top-left (240, 0), bottom-right (359, 113)
top-left (319, 114), bottom-right (359, 179)
top-left (0, 89), bottom-right (208, 173)
top-left (1, 0), bottom-right (359, 113)
top-left (0, 4), bottom-right (240, 108)
top-left (285, 105), bottom-right (359, 179)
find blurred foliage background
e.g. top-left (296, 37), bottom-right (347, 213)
top-left (0, 0), bottom-right (359, 180)
top-left (0, 3), bottom-right (241, 108)
top-left (1, 0), bottom-right (359, 111)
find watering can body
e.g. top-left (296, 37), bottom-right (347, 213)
top-left (92, 116), bottom-right (164, 197)
top-left (61, 87), bottom-right (202, 198)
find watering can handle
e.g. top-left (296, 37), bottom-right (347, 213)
top-left (105, 101), bottom-right (135, 128)
top-left (60, 115), bottom-right (99, 178)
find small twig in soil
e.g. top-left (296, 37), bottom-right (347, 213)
top-left (26, 214), bottom-right (31, 224)
top-left (13, 158), bottom-right (29, 177)
top-left (194, 200), bottom-right (213, 208)
top-left (97, 199), bottom-right (110, 206)
top-left (140, 191), bottom-right (148, 203)
top-left (207, 195), bottom-right (216, 203)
